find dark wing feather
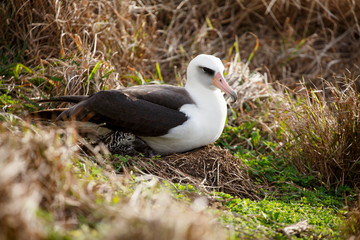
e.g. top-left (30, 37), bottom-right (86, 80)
top-left (121, 85), bottom-right (194, 110)
top-left (57, 86), bottom-right (194, 137)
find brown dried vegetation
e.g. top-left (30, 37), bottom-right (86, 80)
top-left (2, 0), bottom-right (360, 89)
top-left (0, 120), bottom-right (226, 240)
top-left (342, 203), bottom-right (360, 239)
top-left (280, 80), bottom-right (360, 188)
top-left (2, 0), bottom-right (360, 239)
top-left (128, 145), bottom-right (260, 200)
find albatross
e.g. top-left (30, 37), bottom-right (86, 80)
top-left (34, 54), bottom-right (237, 155)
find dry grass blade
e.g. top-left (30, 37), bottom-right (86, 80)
top-left (342, 202), bottom-right (360, 239)
top-left (0, 117), bottom-right (227, 240)
top-left (103, 189), bottom-right (227, 240)
top-left (281, 79), bottom-right (360, 188)
top-left (0, 119), bottom-right (81, 239)
top-left (2, 0), bottom-right (359, 91)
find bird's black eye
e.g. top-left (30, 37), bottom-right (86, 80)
top-left (201, 67), bottom-right (215, 76)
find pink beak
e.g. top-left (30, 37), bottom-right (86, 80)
top-left (212, 72), bottom-right (237, 102)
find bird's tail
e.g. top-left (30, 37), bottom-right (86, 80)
top-left (27, 108), bottom-right (68, 121)
top-left (38, 95), bottom-right (88, 104)
top-left (28, 95), bottom-right (88, 121)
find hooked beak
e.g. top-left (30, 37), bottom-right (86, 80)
top-left (213, 72), bottom-right (237, 102)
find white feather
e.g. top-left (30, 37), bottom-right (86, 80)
top-left (140, 54), bottom-right (228, 154)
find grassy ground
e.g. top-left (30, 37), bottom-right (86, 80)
top-left (1, 0), bottom-right (360, 239)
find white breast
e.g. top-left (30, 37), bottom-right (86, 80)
top-left (140, 88), bottom-right (227, 154)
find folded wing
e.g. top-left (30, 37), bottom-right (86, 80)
top-left (50, 85), bottom-right (194, 137)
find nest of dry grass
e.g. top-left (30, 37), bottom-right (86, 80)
top-left (121, 145), bottom-right (260, 200)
